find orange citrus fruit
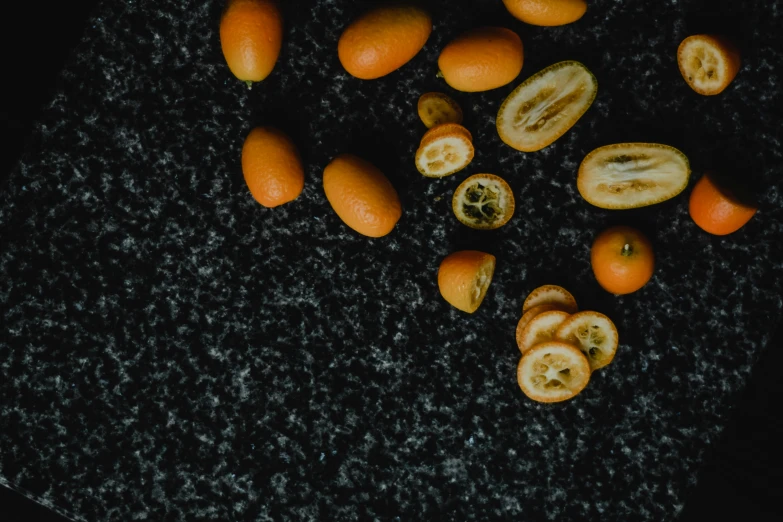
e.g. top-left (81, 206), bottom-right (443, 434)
top-left (578, 143), bottom-right (691, 209)
top-left (338, 5), bottom-right (432, 80)
top-left (515, 304), bottom-right (567, 347)
top-left (689, 173), bottom-right (757, 235)
top-left (241, 127), bottom-right (304, 208)
top-left (516, 310), bottom-right (571, 354)
top-left (502, 0), bottom-right (587, 26)
top-left (591, 226), bottom-right (655, 295)
top-left (517, 341), bottom-right (590, 403)
top-left (497, 61), bottom-right (597, 152)
top-left (220, 0), bottom-right (283, 86)
top-left (416, 132), bottom-right (474, 178)
top-left (438, 27), bottom-right (524, 92)
top-left (522, 285), bottom-right (578, 314)
top-left (452, 174), bottom-right (515, 229)
top-left (418, 92), bottom-right (463, 128)
top-left (421, 123), bottom-right (472, 144)
top-left (678, 35), bottom-right (741, 96)
top-left (437, 250), bottom-right (496, 314)
top-left (555, 311), bottom-right (619, 371)
top-left (323, 154), bottom-right (402, 237)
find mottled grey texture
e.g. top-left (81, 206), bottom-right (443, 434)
top-left (1, 0), bottom-right (782, 520)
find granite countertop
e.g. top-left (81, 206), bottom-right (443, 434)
top-left (2, 0), bottom-right (782, 520)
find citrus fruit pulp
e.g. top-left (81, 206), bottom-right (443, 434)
top-left (421, 123), bottom-right (472, 144)
top-left (418, 92), bottom-right (463, 128)
top-left (678, 34), bottom-right (741, 96)
top-left (452, 174), bottom-right (515, 229)
top-left (516, 303), bottom-right (567, 344)
top-left (522, 285), bottom-right (578, 314)
top-left (577, 143), bottom-right (690, 209)
top-left (437, 250), bottom-right (496, 313)
top-left (517, 341), bottom-right (590, 403)
top-left (415, 133), bottom-right (474, 178)
top-left (497, 61), bottom-right (597, 152)
top-left (517, 310), bottom-right (571, 354)
top-left (555, 311), bottom-right (619, 371)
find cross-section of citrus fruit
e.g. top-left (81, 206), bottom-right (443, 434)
top-left (517, 341), bottom-right (590, 403)
top-left (418, 92), bottom-right (463, 128)
top-left (415, 134), bottom-right (474, 178)
top-left (577, 143), bottom-right (691, 209)
top-left (437, 250), bottom-right (496, 314)
top-left (517, 310), bottom-right (571, 354)
top-left (421, 123), bottom-right (472, 144)
top-left (452, 174), bottom-right (515, 229)
top-left (515, 303), bottom-right (566, 346)
top-left (497, 61), bottom-right (597, 152)
top-left (522, 285), bottom-right (578, 314)
top-left (678, 35), bottom-right (740, 96)
top-left (555, 311), bottom-right (618, 371)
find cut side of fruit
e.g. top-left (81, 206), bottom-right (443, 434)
top-left (517, 341), bottom-right (590, 403)
top-left (497, 61), bottom-right (597, 152)
top-left (555, 311), bottom-right (618, 371)
top-left (578, 143), bottom-right (691, 209)
top-left (470, 257), bottom-right (496, 310)
top-left (438, 250), bottom-right (496, 313)
top-left (515, 303), bottom-right (566, 345)
top-left (416, 134), bottom-right (474, 178)
top-left (522, 285), bottom-right (578, 314)
top-left (418, 92), bottom-right (464, 128)
top-left (452, 174), bottom-right (515, 229)
top-left (517, 310), bottom-right (571, 354)
top-left (678, 35), bottom-right (740, 96)
top-left (421, 123), bottom-right (472, 144)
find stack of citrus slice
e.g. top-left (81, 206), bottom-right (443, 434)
top-left (515, 285), bottom-right (619, 402)
top-left (415, 123), bottom-right (475, 178)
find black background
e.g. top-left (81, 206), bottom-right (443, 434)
top-left (1, 1), bottom-right (780, 520)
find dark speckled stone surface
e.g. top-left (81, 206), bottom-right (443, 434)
top-left (2, 0), bottom-right (782, 520)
